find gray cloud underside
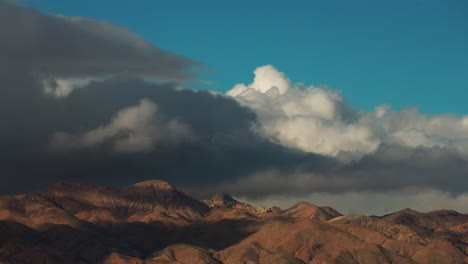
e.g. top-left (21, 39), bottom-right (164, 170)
top-left (0, 0), bottom-right (198, 79)
top-left (0, 69), bottom-right (333, 194)
top-left (221, 144), bottom-right (468, 198)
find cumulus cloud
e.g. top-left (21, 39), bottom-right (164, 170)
top-left (50, 99), bottom-right (193, 153)
top-left (228, 65), bottom-right (468, 160)
top-left (218, 65), bottom-right (468, 209)
top-left (227, 65), bottom-right (291, 96)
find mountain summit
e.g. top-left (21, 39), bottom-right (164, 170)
top-left (0, 180), bottom-right (467, 263)
top-left (203, 192), bottom-right (240, 208)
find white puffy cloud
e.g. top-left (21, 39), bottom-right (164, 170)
top-left (50, 98), bottom-right (193, 153)
top-left (228, 65), bottom-right (468, 160)
top-left (261, 117), bottom-right (378, 157)
top-left (227, 65), bottom-right (291, 96)
top-left (42, 78), bottom-right (94, 97)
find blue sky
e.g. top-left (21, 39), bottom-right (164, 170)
top-left (22, 0), bottom-right (468, 115)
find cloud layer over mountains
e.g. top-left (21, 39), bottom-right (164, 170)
top-left (0, 0), bottom-right (467, 213)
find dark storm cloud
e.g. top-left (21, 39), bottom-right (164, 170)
top-left (0, 0), bottom-right (317, 195)
top-left (1, 66), bottom-right (467, 198)
top-left (0, 0), bottom-right (198, 79)
top-left (0, 72), bottom-right (335, 194)
top-left (221, 144), bottom-right (468, 198)
top-left (0, 0), bottom-right (467, 199)
top-left (339, 144), bottom-right (468, 192)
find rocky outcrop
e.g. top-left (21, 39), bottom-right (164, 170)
top-left (203, 192), bottom-right (240, 208)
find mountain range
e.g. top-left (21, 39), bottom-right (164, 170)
top-left (1, 180), bottom-right (467, 263)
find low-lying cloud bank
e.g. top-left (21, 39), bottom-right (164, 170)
top-left (0, 1), bottom-right (467, 213)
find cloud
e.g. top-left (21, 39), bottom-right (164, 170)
top-left (0, 69), bottom-right (333, 195)
top-left (1, 58), bottom-right (468, 213)
top-left (227, 65), bottom-right (291, 96)
top-left (0, 1), bottom-right (468, 213)
top-left (50, 99), bottom-right (193, 153)
top-left (220, 144), bottom-right (468, 198)
top-left (228, 65), bottom-right (468, 160)
top-left (0, 0), bottom-right (199, 97)
top-left (219, 64), bottom-right (468, 207)
top-left (42, 78), bottom-right (95, 97)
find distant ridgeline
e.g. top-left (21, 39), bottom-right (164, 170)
top-left (0, 180), bottom-right (467, 263)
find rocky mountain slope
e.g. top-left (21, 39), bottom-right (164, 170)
top-left (0, 180), bottom-right (467, 263)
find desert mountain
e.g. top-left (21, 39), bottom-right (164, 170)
top-left (0, 180), bottom-right (468, 263)
top-left (282, 201), bottom-right (343, 221)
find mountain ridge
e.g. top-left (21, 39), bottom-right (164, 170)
top-left (0, 180), bottom-right (467, 263)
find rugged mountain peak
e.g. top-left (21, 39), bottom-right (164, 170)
top-left (283, 201), bottom-right (342, 221)
top-left (398, 208), bottom-right (420, 214)
top-left (7, 179), bottom-right (211, 225)
top-left (124, 180), bottom-right (210, 220)
top-left (204, 192), bottom-right (240, 208)
top-left (2, 179), bottom-right (468, 263)
top-left (131, 180), bottom-right (175, 190)
top-left (383, 207), bottom-right (468, 232)
top-left (287, 201), bottom-right (320, 212)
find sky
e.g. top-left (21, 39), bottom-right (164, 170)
top-left (22, 0), bottom-right (468, 115)
top-left (1, 0), bottom-right (468, 215)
